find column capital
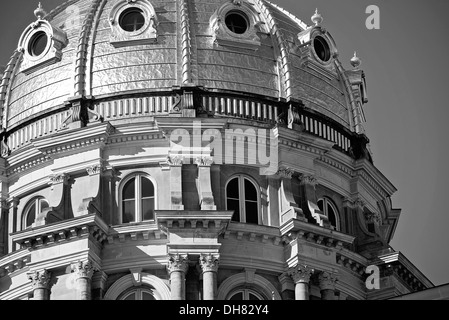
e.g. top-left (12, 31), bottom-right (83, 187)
top-left (166, 155), bottom-right (184, 167)
top-left (71, 260), bottom-right (96, 280)
top-left (276, 166), bottom-right (295, 179)
top-left (287, 264), bottom-right (314, 284)
top-left (49, 173), bottom-right (70, 186)
top-left (195, 156), bottom-right (214, 167)
top-left (28, 269), bottom-right (52, 290)
top-left (199, 253), bottom-right (219, 273)
top-left (318, 271), bottom-right (338, 291)
top-left (167, 254), bottom-right (189, 274)
top-left (299, 174), bottom-right (317, 187)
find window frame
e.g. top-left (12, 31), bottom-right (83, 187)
top-left (119, 173), bottom-right (157, 225)
top-left (227, 288), bottom-right (265, 300)
top-left (118, 286), bottom-right (156, 300)
top-left (317, 197), bottom-right (340, 231)
top-left (22, 197), bottom-right (49, 229)
top-left (225, 174), bottom-right (261, 225)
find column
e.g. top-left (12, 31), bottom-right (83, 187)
top-left (199, 254), bottom-right (219, 300)
top-left (287, 264), bottom-right (314, 300)
top-left (167, 254), bottom-right (189, 300)
top-left (318, 271), bottom-right (338, 300)
top-left (72, 260), bottom-right (95, 300)
top-left (28, 270), bottom-right (52, 300)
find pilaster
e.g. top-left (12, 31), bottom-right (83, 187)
top-left (299, 174), bottom-right (330, 228)
top-left (195, 156), bottom-right (216, 210)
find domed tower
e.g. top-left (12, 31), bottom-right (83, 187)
top-left (0, 0), bottom-right (432, 300)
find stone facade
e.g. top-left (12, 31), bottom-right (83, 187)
top-left (0, 0), bottom-right (433, 300)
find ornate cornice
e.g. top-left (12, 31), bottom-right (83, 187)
top-left (28, 269), bottom-right (52, 290)
top-left (318, 271), bottom-right (338, 291)
top-left (71, 260), bottom-right (96, 280)
top-left (287, 264), bottom-right (314, 284)
top-left (199, 254), bottom-right (219, 273)
top-left (167, 254), bottom-right (189, 274)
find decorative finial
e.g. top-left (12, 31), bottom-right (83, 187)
top-left (350, 51), bottom-right (361, 69)
top-left (34, 2), bottom-right (47, 20)
top-left (311, 8), bottom-right (323, 26)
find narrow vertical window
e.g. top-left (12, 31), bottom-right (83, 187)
top-left (121, 174), bottom-right (155, 224)
top-left (317, 197), bottom-right (340, 231)
top-left (226, 175), bottom-right (260, 224)
top-left (23, 197), bottom-right (49, 229)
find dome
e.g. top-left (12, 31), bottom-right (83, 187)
top-left (0, 0), bottom-right (433, 302)
top-left (1, 0), bottom-right (368, 156)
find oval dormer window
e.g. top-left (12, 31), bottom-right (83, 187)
top-left (313, 36), bottom-right (331, 62)
top-left (225, 11), bottom-right (249, 34)
top-left (28, 31), bottom-right (48, 57)
top-left (119, 7), bottom-right (146, 32)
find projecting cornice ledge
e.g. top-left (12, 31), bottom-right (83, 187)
top-left (155, 210), bottom-right (234, 255)
top-left (280, 218), bottom-right (355, 249)
top-left (31, 122), bottom-right (115, 159)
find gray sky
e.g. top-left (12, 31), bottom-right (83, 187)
top-left (1, 0), bottom-right (448, 285)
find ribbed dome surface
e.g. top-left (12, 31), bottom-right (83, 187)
top-left (2, 0), bottom-right (357, 131)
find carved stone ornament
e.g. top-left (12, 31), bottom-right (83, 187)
top-left (199, 254), bottom-right (219, 273)
top-left (28, 269), bottom-right (52, 289)
top-left (365, 211), bottom-right (381, 224)
top-left (318, 271), bottom-right (338, 291)
top-left (86, 164), bottom-right (104, 176)
top-left (17, 3), bottom-right (68, 75)
top-left (109, 0), bottom-right (159, 47)
top-left (287, 264), bottom-right (314, 284)
top-left (300, 174), bottom-right (317, 186)
top-left (195, 156), bottom-right (214, 167)
top-left (167, 254), bottom-right (189, 274)
top-left (71, 260), bottom-right (95, 280)
top-left (49, 173), bottom-right (69, 186)
top-left (276, 166), bottom-right (295, 179)
top-left (167, 155), bottom-right (184, 167)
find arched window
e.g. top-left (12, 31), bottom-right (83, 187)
top-left (121, 174), bottom-right (155, 224)
top-left (118, 287), bottom-right (156, 300)
top-left (226, 175), bottom-right (259, 224)
top-left (228, 288), bottom-right (265, 300)
top-left (317, 197), bottom-right (340, 231)
top-left (23, 197), bottom-right (49, 229)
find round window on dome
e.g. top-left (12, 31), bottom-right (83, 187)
top-left (225, 11), bottom-right (249, 34)
top-left (119, 7), bottom-right (145, 32)
top-left (313, 36), bottom-right (331, 62)
top-left (28, 31), bottom-right (48, 57)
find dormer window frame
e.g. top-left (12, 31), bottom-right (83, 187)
top-left (109, 0), bottom-right (159, 48)
top-left (17, 19), bottom-right (68, 75)
top-left (210, 1), bottom-right (268, 51)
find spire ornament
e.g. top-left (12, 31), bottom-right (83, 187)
top-left (350, 51), bottom-right (362, 69)
top-left (34, 2), bottom-right (47, 20)
top-left (311, 9), bottom-right (323, 26)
